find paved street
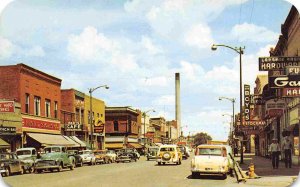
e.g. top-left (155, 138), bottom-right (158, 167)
top-left (1, 155), bottom-right (299, 187)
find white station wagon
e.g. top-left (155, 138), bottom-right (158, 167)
top-left (191, 144), bottom-right (229, 179)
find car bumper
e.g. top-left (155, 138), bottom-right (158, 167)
top-left (35, 165), bottom-right (59, 170)
top-left (191, 167), bottom-right (227, 174)
top-left (157, 158), bottom-right (178, 163)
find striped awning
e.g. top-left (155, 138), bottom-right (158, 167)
top-left (105, 143), bottom-right (124, 149)
top-left (128, 143), bottom-right (143, 149)
top-left (0, 138), bottom-right (9, 148)
top-left (70, 136), bottom-right (86, 147)
top-left (27, 133), bottom-right (76, 147)
top-left (63, 136), bottom-right (80, 147)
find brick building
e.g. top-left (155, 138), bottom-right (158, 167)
top-left (0, 64), bottom-right (73, 149)
top-left (105, 107), bottom-right (142, 150)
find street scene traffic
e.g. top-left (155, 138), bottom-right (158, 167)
top-left (1, 0), bottom-right (300, 187)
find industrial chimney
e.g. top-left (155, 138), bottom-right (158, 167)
top-left (175, 73), bottom-right (181, 138)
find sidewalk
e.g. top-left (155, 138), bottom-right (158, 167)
top-left (234, 154), bottom-right (300, 187)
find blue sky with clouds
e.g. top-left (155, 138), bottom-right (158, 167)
top-left (0, 0), bottom-right (299, 140)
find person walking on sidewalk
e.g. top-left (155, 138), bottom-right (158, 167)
top-left (269, 139), bottom-right (280, 169)
top-left (282, 136), bottom-right (292, 168)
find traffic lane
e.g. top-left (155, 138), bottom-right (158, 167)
top-left (2, 157), bottom-right (238, 187)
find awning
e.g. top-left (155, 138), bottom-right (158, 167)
top-left (128, 143), bottom-right (143, 149)
top-left (27, 133), bottom-right (76, 147)
top-left (63, 136), bottom-right (80, 147)
top-left (105, 143), bottom-right (124, 149)
top-left (70, 136), bottom-right (86, 147)
top-left (0, 138), bottom-right (9, 148)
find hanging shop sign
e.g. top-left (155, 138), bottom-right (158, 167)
top-left (259, 56), bottom-right (300, 71)
top-left (0, 101), bottom-right (15, 113)
top-left (65, 122), bottom-right (82, 131)
top-left (265, 99), bottom-right (286, 110)
top-left (269, 75), bottom-right (300, 88)
top-left (285, 66), bottom-right (300, 75)
top-left (237, 120), bottom-right (266, 126)
top-left (0, 126), bottom-right (16, 135)
top-left (266, 109), bottom-right (284, 118)
top-left (244, 84), bottom-right (251, 121)
top-left (282, 87), bottom-right (300, 97)
top-left (94, 120), bottom-right (105, 134)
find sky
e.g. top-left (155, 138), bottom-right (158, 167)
top-left (0, 0), bottom-right (299, 141)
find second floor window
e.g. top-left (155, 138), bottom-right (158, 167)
top-left (45, 99), bottom-right (51, 117)
top-left (114, 120), bottom-right (119, 131)
top-left (34, 96), bottom-right (41, 116)
top-left (25, 93), bottom-right (29, 113)
top-left (54, 101), bottom-right (58, 119)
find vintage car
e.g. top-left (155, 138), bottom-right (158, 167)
top-left (93, 150), bottom-right (112, 164)
top-left (78, 150), bottom-right (96, 165)
top-left (191, 144), bottom-right (229, 179)
top-left (146, 146), bottom-right (159, 161)
top-left (157, 145), bottom-right (182, 165)
top-left (34, 146), bottom-right (76, 173)
top-left (106, 150), bottom-right (117, 163)
top-left (16, 147), bottom-right (37, 173)
top-left (178, 146), bottom-right (190, 159)
top-left (0, 153), bottom-right (25, 177)
top-left (67, 150), bottom-right (83, 167)
top-left (115, 149), bottom-right (138, 163)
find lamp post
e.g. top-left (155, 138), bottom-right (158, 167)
top-left (88, 85), bottom-right (109, 150)
top-left (222, 113), bottom-right (234, 141)
top-left (212, 44), bottom-right (245, 164)
top-left (219, 97), bottom-right (235, 142)
top-left (142, 109), bottom-right (155, 151)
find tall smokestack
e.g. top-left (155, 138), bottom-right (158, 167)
top-left (175, 73), bottom-right (181, 138)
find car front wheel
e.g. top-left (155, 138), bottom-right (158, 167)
top-left (57, 164), bottom-right (63, 172)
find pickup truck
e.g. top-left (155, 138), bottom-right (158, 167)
top-left (34, 146), bottom-right (75, 173)
top-left (16, 147), bottom-right (37, 173)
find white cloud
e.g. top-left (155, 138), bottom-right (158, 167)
top-left (0, 36), bottom-right (14, 59)
top-left (184, 24), bottom-right (214, 49)
top-left (0, 0), bottom-right (13, 14)
top-left (153, 95), bottom-right (175, 106)
top-left (141, 36), bottom-right (163, 55)
top-left (142, 76), bottom-right (170, 87)
top-left (231, 22), bottom-right (278, 43)
top-left (205, 65), bottom-right (238, 82)
top-left (24, 45), bottom-right (45, 57)
top-left (178, 60), bottom-right (205, 81)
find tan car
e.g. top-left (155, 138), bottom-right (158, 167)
top-left (191, 144), bottom-right (229, 179)
top-left (157, 145), bottom-right (182, 165)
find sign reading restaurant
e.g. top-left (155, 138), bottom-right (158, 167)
top-left (237, 120), bottom-right (266, 126)
top-left (0, 101), bottom-right (15, 113)
top-left (259, 56), bottom-right (300, 71)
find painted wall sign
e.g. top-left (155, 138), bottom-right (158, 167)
top-left (269, 75), bottom-right (300, 88)
top-left (0, 101), bottom-right (15, 113)
top-left (22, 117), bottom-right (60, 131)
top-left (244, 84), bottom-right (250, 121)
top-left (259, 56), bottom-right (300, 71)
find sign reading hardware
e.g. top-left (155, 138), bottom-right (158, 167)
top-left (269, 75), bottom-right (300, 88)
top-left (244, 84), bottom-right (250, 121)
top-left (283, 88), bottom-right (300, 97)
top-left (0, 126), bottom-right (16, 134)
top-left (0, 101), bottom-right (15, 113)
top-left (259, 56), bottom-right (300, 71)
top-left (65, 122), bottom-right (82, 131)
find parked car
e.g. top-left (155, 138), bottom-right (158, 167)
top-left (16, 147), bottom-right (37, 173)
top-left (115, 149), bottom-right (137, 163)
top-left (93, 150), bottom-right (112, 164)
top-left (67, 150), bottom-right (83, 167)
top-left (146, 146), bottom-right (159, 161)
top-left (224, 145), bottom-right (234, 174)
top-left (157, 145), bottom-right (182, 165)
top-left (78, 150), bottom-right (96, 165)
top-left (178, 146), bottom-right (189, 159)
top-left (0, 153), bottom-right (25, 177)
top-left (106, 150), bottom-right (117, 163)
top-left (34, 146), bottom-right (76, 173)
top-left (191, 144), bottom-right (229, 179)
top-left (123, 148), bottom-right (140, 160)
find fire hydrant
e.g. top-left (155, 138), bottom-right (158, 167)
top-left (248, 162), bottom-right (255, 178)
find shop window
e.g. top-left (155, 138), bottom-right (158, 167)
top-left (25, 93), bottom-right (30, 113)
top-left (54, 101), bottom-right (58, 119)
top-left (45, 99), bottom-right (51, 117)
top-left (34, 96), bottom-right (41, 116)
top-left (114, 120), bottom-right (119, 131)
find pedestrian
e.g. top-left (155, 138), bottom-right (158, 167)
top-left (269, 139), bottom-right (280, 169)
top-left (282, 136), bottom-right (292, 168)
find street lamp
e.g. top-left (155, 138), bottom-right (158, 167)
top-left (212, 43), bottom-right (245, 164)
top-left (219, 97), bottom-right (235, 141)
top-left (88, 85), bottom-right (109, 150)
top-left (222, 113), bottom-right (233, 141)
top-left (142, 109), bottom-right (155, 150)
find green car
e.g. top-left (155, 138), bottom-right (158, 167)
top-left (35, 146), bottom-right (75, 173)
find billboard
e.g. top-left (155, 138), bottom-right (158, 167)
top-left (259, 56), bottom-right (300, 71)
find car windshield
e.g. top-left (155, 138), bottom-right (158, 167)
top-left (16, 150), bottom-right (31, 156)
top-left (44, 147), bottom-right (61, 153)
top-left (0, 154), bottom-right (10, 160)
top-left (197, 148), bottom-right (222, 156)
top-left (79, 150), bottom-right (91, 155)
top-left (160, 147), bottom-right (174, 152)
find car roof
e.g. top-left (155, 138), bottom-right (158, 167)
top-left (16, 147), bottom-right (36, 151)
top-left (196, 144), bottom-right (226, 148)
top-left (159, 144), bottom-right (177, 148)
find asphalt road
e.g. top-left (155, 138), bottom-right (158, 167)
top-left (2, 156), bottom-right (240, 187)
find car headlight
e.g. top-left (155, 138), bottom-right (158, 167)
top-left (191, 160), bottom-right (195, 168)
top-left (0, 163), bottom-right (4, 167)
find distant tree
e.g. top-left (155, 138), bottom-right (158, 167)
top-left (193, 132), bottom-right (212, 146)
